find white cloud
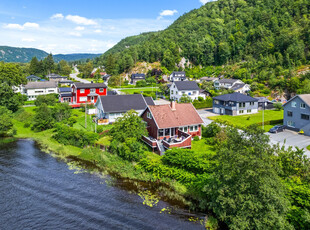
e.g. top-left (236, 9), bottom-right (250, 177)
top-left (75, 26), bottom-right (85, 31)
top-left (4, 22), bottom-right (39, 30)
top-left (50, 13), bottom-right (64, 20)
top-left (200, 0), bottom-right (217, 4)
top-left (158, 10), bottom-right (178, 20)
top-left (66, 15), bottom-right (97, 25)
top-left (69, 32), bottom-right (82, 37)
top-left (21, 38), bottom-right (36, 42)
top-left (94, 29), bottom-right (102, 33)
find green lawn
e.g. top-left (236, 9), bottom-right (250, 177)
top-left (84, 78), bottom-right (104, 83)
top-left (209, 110), bottom-right (283, 132)
top-left (191, 139), bottom-right (215, 154)
top-left (120, 87), bottom-right (159, 94)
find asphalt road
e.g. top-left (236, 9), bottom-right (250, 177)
top-left (197, 109), bottom-right (310, 157)
top-left (70, 67), bottom-right (90, 83)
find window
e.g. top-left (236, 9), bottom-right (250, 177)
top-left (48, 90), bottom-right (54, 93)
top-left (287, 121), bottom-right (295, 127)
top-left (35, 90), bottom-right (44, 93)
top-left (183, 126), bottom-right (188, 132)
top-left (301, 114), bottom-right (310, 120)
top-left (90, 89), bottom-right (95, 93)
top-left (80, 97), bottom-right (87, 102)
top-left (147, 112), bottom-right (152, 119)
top-left (239, 102), bottom-right (245, 108)
top-left (99, 88), bottom-right (104, 93)
top-left (179, 127), bottom-right (183, 132)
top-left (250, 102), bottom-right (254, 106)
top-left (239, 110), bottom-right (244, 114)
top-left (194, 125), bottom-right (198, 131)
top-left (171, 90), bottom-right (174, 95)
top-left (190, 126), bottom-right (194, 132)
top-left (164, 128), bottom-right (170, 136)
top-left (247, 109), bottom-right (251, 113)
top-left (287, 111), bottom-right (293, 117)
top-left (80, 89), bottom-right (85, 93)
top-left (291, 102), bottom-right (296, 107)
top-left (214, 100), bottom-right (219, 105)
top-left (159, 129), bottom-right (164, 137)
top-left (301, 103), bottom-right (306, 109)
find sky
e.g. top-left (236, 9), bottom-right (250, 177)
top-left (0, 0), bottom-right (215, 54)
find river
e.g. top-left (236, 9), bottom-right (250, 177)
top-left (0, 139), bottom-right (204, 230)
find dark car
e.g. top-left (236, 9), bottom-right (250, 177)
top-left (269, 125), bottom-right (285, 133)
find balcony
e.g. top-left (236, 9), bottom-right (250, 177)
top-left (162, 131), bottom-right (191, 149)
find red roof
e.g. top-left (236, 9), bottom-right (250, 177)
top-left (148, 103), bottom-right (204, 129)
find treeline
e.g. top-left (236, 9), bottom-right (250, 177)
top-left (93, 0), bottom-right (310, 95)
top-left (28, 54), bottom-right (72, 77)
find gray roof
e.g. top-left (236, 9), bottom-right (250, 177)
top-left (255, 97), bottom-right (270, 103)
top-left (60, 93), bottom-right (73, 97)
top-left (144, 97), bottom-right (155, 106)
top-left (107, 91), bottom-right (117, 96)
top-left (174, 81), bottom-right (200, 90)
top-left (98, 94), bottom-right (148, 113)
top-left (74, 82), bottom-right (107, 89)
top-left (131, 74), bottom-right (145, 80)
top-left (24, 81), bottom-right (57, 89)
top-left (26, 75), bottom-right (41, 80)
top-left (47, 73), bottom-right (64, 78)
top-left (283, 94), bottom-right (310, 107)
top-left (219, 79), bottom-right (240, 84)
top-left (59, 87), bottom-right (71, 93)
top-left (213, 92), bottom-right (258, 102)
top-left (231, 83), bottom-right (246, 91)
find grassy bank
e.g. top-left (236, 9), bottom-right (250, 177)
top-left (209, 110), bottom-right (283, 132)
top-left (120, 87), bottom-right (159, 94)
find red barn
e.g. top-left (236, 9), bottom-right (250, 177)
top-left (71, 82), bottom-right (107, 105)
top-left (141, 101), bottom-right (204, 155)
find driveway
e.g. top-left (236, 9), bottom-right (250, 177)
top-left (197, 108), bottom-right (218, 126)
top-left (267, 130), bottom-right (310, 157)
top-left (70, 67), bottom-right (90, 83)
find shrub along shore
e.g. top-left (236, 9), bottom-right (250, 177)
top-left (4, 101), bottom-right (310, 230)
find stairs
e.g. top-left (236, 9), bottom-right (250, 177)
top-left (156, 140), bottom-right (166, 156)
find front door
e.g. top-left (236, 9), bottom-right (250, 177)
top-left (91, 96), bottom-right (94, 103)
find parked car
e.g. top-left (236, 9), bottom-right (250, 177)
top-left (269, 125), bottom-right (285, 133)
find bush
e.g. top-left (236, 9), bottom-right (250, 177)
top-left (274, 102), bottom-right (283, 111)
top-left (193, 136), bottom-right (200, 141)
top-left (136, 80), bottom-right (147, 87)
top-left (96, 125), bottom-right (104, 134)
top-left (193, 97), bottom-right (213, 109)
top-left (202, 122), bottom-right (221, 138)
top-left (110, 138), bottom-right (146, 162)
top-left (35, 94), bottom-right (58, 106)
top-left (53, 124), bottom-right (99, 147)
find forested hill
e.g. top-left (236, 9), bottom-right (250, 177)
top-left (0, 46), bottom-right (101, 63)
top-left (98, 0), bottom-right (310, 74)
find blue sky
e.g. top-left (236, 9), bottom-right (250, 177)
top-left (0, 0), bottom-right (214, 54)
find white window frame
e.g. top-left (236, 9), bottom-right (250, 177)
top-left (99, 88), bottom-right (104, 93)
top-left (301, 103), bottom-right (306, 109)
top-left (80, 89), bottom-right (85, 94)
top-left (147, 112), bottom-right (152, 119)
top-left (239, 110), bottom-right (244, 114)
top-left (291, 102), bottom-right (296, 108)
top-left (80, 96), bottom-right (87, 102)
top-left (90, 88), bottom-right (95, 93)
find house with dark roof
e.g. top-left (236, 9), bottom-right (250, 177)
top-left (71, 82), bottom-right (107, 105)
top-left (170, 81), bottom-right (205, 102)
top-left (213, 92), bottom-right (258, 116)
top-left (22, 81), bottom-right (58, 101)
top-left (141, 101), bottom-right (204, 155)
top-left (131, 73), bottom-right (146, 85)
top-left (95, 94), bottom-right (154, 124)
top-left (26, 75), bottom-right (41, 82)
top-left (199, 77), bottom-right (218, 83)
top-left (283, 94), bottom-right (310, 135)
top-left (169, 71), bottom-right (187, 82)
top-left (255, 97), bottom-right (274, 110)
top-left (46, 73), bottom-right (67, 82)
top-left (59, 87), bottom-right (73, 103)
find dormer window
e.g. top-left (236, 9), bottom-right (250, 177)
top-left (80, 89), bottom-right (85, 93)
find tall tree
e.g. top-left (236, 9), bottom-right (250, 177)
top-left (28, 57), bottom-right (40, 75)
top-left (43, 53), bottom-right (55, 74)
top-left (0, 62), bottom-right (26, 86)
top-left (0, 106), bottom-right (13, 137)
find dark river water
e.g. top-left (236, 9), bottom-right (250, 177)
top-left (0, 139), bottom-right (204, 230)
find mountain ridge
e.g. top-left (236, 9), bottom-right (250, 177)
top-left (0, 45), bottom-right (101, 63)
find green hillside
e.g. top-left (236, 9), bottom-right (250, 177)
top-left (0, 46), bottom-right (101, 63)
top-left (0, 46), bottom-right (48, 63)
top-left (97, 0), bottom-right (310, 75)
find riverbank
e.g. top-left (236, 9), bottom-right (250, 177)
top-left (12, 118), bottom-right (214, 227)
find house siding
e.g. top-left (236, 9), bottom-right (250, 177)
top-left (73, 85), bottom-right (107, 104)
top-left (141, 109), bottom-right (158, 138)
top-left (283, 97), bottom-right (310, 135)
top-left (213, 100), bottom-right (258, 116)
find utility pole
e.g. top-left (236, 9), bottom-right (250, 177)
top-left (85, 103), bottom-right (87, 129)
top-left (262, 103), bottom-right (265, 130)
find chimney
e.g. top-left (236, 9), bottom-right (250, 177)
top-left (171, 100), bottom-right (176, 111)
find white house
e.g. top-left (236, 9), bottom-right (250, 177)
top-left (214, 79), bottom-right (250, 94)
top-left (22, 81), bottom-right (58, 101)
top-left (170, 81), bottom-right (205, 102)
top-left (169, 71), bottom-right (187, 82)
top-left (95, 94), bottom-right (154, 125)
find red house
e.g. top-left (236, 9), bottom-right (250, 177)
top-left (141, 101), bottom-right (204, 155)
top-left (69, 82), bottom-right (107, 106)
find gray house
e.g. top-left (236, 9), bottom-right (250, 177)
top-left (283, 94), bottom-right (310, 135)
top-left (169, 71), bottom-right (187, 82)
top-left (213, 92), bottom-right (258, 116)
top-left (131, 73), bottom-right (146, 85)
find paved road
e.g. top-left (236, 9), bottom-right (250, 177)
top-left (267, 130), bottom-right (310, 157)
top-left (196, 109), bottom-right (310, 157)
top-left (70, 67), bottom-right (90, 83)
